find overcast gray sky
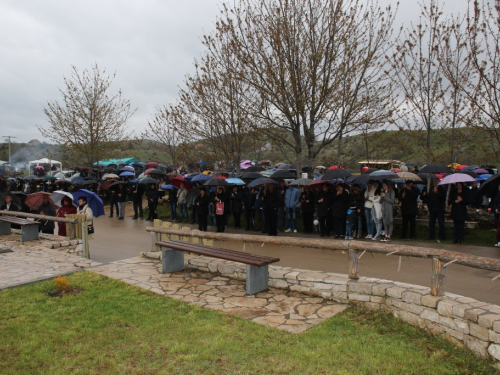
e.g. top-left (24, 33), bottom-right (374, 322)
top-left (0, 0), bottom-right (470, 144)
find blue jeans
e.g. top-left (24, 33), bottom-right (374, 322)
top-left (179, 203), bottom-right (188, 222)
top-left (284, 207), bottom-right (297, 231)
top-left (170, 203), bottom-right (177, 220)
top-left (365, 207), bottom-right (374, 236)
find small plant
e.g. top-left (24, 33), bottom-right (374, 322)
top-left (54, 275), bottom-right (71, 292)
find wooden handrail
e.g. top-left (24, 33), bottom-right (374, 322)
top-left (0, 210), bottom-right (78, 224)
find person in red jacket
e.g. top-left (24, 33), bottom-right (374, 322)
top-left (56, 196), bottom-right (77, 236)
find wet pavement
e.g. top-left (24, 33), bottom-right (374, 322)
top-left (88, 202), bottom-right (500, 305)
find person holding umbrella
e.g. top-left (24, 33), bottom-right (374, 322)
top-left (300, 189), bottom-right (316, 234)
top-left (231, 185), bottom-right (244, 229)
top-left (316, 183), bottom-right (332, 237)
top-left (167, 187), bottom-right (178, 221)
top-left (214, 186), bottom-right (229, 232)
top-left (420, 177), bottom-right (446, 242)
top-left (380, 181), bottom-right (395, 242)
top-left (263, 182), bottom-right (282, 236)
top-left (146, 184), bottom-right (159, 221)
top-left (448, 182), bottom-right (469, 244)
top-left (37, 195), bottom-right (56, 234)
top-left (115, 183), bottom-right (129, 220)
top-left (195, 187), bottom-right (209, 231)
top-left (131, 181), bottom-right (144, 220)
top-left (331, 184), bottom-right (349, 238)
top-left (398, 181), bottom-right (419, 239)
top-left (56, 196), bottom-right (77, 236)
top-left (77, 196), bottom-right (94, 234)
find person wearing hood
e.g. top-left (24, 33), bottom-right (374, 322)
top-left (56, 196), bottom-right (77, 236)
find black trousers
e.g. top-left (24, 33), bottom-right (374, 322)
top-left (319, 216), bottom-right (330, 237)
top-left (267, 209), bottom-right (278, 236)
top-left (402, 213), bottom-right (416, 238)
top-left (198, 213), bottom-right (207, 231)
top-left (215, 214), bottom-right (226, 232)
top-left (133, 199), bottom-right (143, 218)
top-left (303, 212), bottom-right (314, 233)
top-left (453, 220), bottom-right (465, 242)
top-left (429, 211), bottom-right (445, 240)
top-left (245, 209), bottom-right (253, 230)
top-left (109, 198), bottom-right (118, 216)
top-left (148, 202), bottom-right (157, 220)
top-left (233, 212), bottom-right (241, 228)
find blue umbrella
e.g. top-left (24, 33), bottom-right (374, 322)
top-left (160, 184), bottom-right (178, 191)
top-left (191, 173), bottom-right (213, 183)
top-left (119, 171), bottom-right (134, 177)
top-left (226, 178), bottom-right (245, 185)
top-left (129, 179), bottom-right (141, 184)
top-left (72, 189), bottom-right (105, 217)
top-left (248, 178), bottom-right (279, 188)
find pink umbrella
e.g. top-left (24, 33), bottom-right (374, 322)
top-left (170, 176), bottom-right (192, 190)
top-left (438, 173), bottom-right (476, 185)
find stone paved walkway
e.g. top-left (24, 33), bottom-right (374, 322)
top-left (92, 256), bottom-right (348, 333)
top-left (0, 232), bottom-right (101, 289)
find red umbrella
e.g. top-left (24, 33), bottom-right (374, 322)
top-left (170, 176), bottom-right (192, 190)
top-left (306, 180), bottom-right (336, 192)
top-left (215, 176), bottom-right (227, 179)
top-left (328, 165), bottom-right (343, 170)
top-left (145, 162), bottom-right (158, 168)
top-left (25, 192), bottom-right (55, 210)
top-left (456, 164), bottom-right (468, 170)
top-left (390, 168), bottom-right (403, 173)
top-left (145, 168), bottom-right (156, 175)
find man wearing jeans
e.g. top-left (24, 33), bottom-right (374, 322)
top-left (284, 185), bottom-right (300, 232)
top-left (177, 183), bottom-right (188, 223)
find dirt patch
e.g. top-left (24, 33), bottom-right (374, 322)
top-left (46, 287), bottom-right (83, 298)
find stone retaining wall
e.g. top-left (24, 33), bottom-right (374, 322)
top-left (145, 252), bottom-right (500, 362)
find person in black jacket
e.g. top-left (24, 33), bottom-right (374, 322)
top-left (131, 182), bottom-right (144, 220)
top-left (449, 182), bottom-right (469, 244)
top-left (116, 183), bottom-right (128, 220)
top-left (1, 193), bottom-right (20, 211)
top-left (316, 184), bottom-right (332, 237)
top-left (37, 195), bottom-right (56, 234)
top-left (300, 190), bottom-right (316, 234)
top-left (195, 187), bottom-right (209, 231)
top-left (168, 188), bottom-right (178, 221)
top-left (231, 186), bottom-right (243, 229)
top-left (243, 186), bottom-right (255, 231)
top-left (214, 186), bottom-right (229, 232)
top-left (146, 184), bottom-right (159, 221)
top-left (420, 177), bottom-right (446, 242)
top-left (398, 181), bottom-right (420, 239)
top-left (331, 184), bottom-right (349, 238)
top-left (263, 183), bottom-right (282, 236)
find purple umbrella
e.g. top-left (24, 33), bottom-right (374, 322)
top-left (438, 173), bottom-right (476, 185)
top-left (474, 168), bottom-right (489, 174)
top-left (119, 171), bottom-right (135, 177)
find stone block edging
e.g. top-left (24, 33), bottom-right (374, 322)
top-left (141, 251), bottom-right (500, 362)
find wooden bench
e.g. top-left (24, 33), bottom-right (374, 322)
top-left (0, 216), bottom-right (40, 242)
top-left (156, 239), bottom-right (280, 295)
top-left (393, 218), bottom-right (478, 229)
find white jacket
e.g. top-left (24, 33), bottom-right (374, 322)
top-left (77, 204), bottom-right (93, 227)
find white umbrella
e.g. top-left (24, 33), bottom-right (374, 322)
top-left (50, 190), bottom-right (77, 207)
top-left (103, 173), bottom-right (119, 179)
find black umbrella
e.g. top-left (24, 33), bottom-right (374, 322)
top-left (241, 172), bottom-right (262, 180)
top-left (204, 178), bottom-right (229, 186)
top-left (81, 180), bottom-right (97, 186)
top-left (477, 174), bottom-right (500, 197)
top-left (420, 164), bottom-right (451, 174)
top-left (458, 170), bottom-right (479, 178)
top-left (277, 164), bottom-right (294, 171)
top-left (405, 162), bottom-right (418, 167)
top-left (245, 166), bottom-right (265, 172)
top-left (321, 169), bottom-right (351, 180)
top-left (24, 175), bottom-right (40, 181)
top-left (270, 170), bottom-right (295, 179)
top-left (84, 176), bottom-right (99, 181)
top-left (44, 175), bottom-right (57, 181)
top-left (140, 177), bottom-right (159, 185)
top-left (109, 181), bottom-right (128, 189)
top-left (417, 173), bottom-right (437, 184)
top-left (0, 192), bottom-right (23, 207)
top-left (102, 167), bottom-right (116, 173)
top-left (148, 169), bottom-right (167, 176)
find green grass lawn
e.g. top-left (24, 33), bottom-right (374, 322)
top-left (0, 272), bottom-right (497, 374)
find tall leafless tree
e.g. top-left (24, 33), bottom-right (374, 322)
top-left (39, 64), bottom-right (135, 169)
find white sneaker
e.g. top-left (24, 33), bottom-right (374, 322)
top-left (365, 234), bottom-right (372, 239)
top-left (285, 228), bottom-right (291, 233)
top-left (372, 236), bottom-right (379, 240)
top-left (293, 229), bottom-right (297, 233)
top-left (496, 242), bottom-right (500, 247)
top-left (381, 230), bottom-right (385, 235)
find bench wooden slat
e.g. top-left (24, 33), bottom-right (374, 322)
top-left (156, 240), bottom-right (280, 267)
top-left (166, 240), bottom-right (279, 264)
top-left (163, 239), bottom-right (280, 264)
top-left (0, 217), bottom-right (39, 225)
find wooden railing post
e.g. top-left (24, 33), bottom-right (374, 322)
top-left (431, 257), bottom-right (446, 296)
top-left (348, 249), bottom-right (359, 280)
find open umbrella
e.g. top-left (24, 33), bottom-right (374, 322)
top-left (44, 175), bottom-right (57, 181)
top-left (54, 179), bottom-right (71, 185)
top-left (148, 169), bottom-right (167, 176)
top-left (0, 192), bottom-right (23, 207)
top-left (226, 178), bottom-right (245, 185)
top-left (477, 174), bottom-right (500, 196)
top-left (104, 173), bottom-right (119, 179)
top-left (277, 164), bottom-right (294, 171)
top-left (420, 164), bottom-right (451, 174)
top-left (24, 175), bottom-right (40, 181)
top-left (474, 168), bottom-right (490, 174)
top-left (369, 170), bottom-right (399, 179)
top-left (404, 162), bottom-right (418, 167)
top-left (241, 172), bottom-right (262, 180)
top-left (72, 189), bottom-right (104, 217)
top-left (321, 169), bottom-right (351, 180)
top-left (438, 173), bottom-right (476, 185)
top-left (25, 192), bottom-right (55, 210)
top-left (119, 171), bottom-right (135, 177)
top-left (204, 178), bottom-right (229, 187)
top-left (145, 161), bottom-right (158, 168)
top-left (109, 181), bottom-right (128, 189)
top-left (50, 191), bottom-right (77, 208)
top-left (160, 184), bottom-right (178, 191)
top-left (270, 170), bottom-right (295, 179)
top-left (459, 170), bottom-right (479, 178)
top-left (289, 178), bottom-right (313, 187)
top-left (396, 172), bottom-right (423, 182)
top-left (305, 180), bottom-right (335, 192)
top-left (191, 173), bottom-right (212, 183)
top-left (247, 178), bottom-right (279, 188)
top-left (121, 166), bottom-right (135, 172)
top-left (140, 177), bottom-right (160, 185)
top-left (170, 176), bottom-right (192, 190)
top-left (245, 165), bottom-right (265, 172)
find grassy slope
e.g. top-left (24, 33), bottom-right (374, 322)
top-left (0, 272), bottom-right (496, 374)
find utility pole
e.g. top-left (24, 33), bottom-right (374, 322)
top-left (3, 136), bottom-right (17, 164)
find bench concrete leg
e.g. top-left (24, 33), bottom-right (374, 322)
top-left (21, 225), bottom-right (39, 242)
top-left (0, 222), bottom-right (11, 235)
top-left (162, 247), bottom-right (185, 273)
top-left (246, 264), bottom-right (269, 295)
